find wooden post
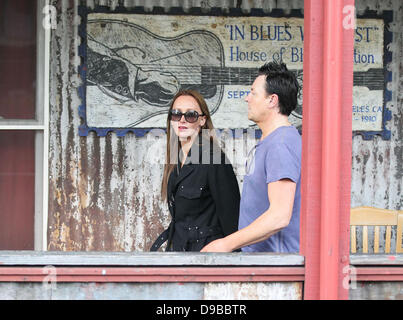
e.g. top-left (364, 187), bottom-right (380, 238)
top-left (301, 0), bottom-right (354, 300)
top-left (300, 0), bottom-right (324, 300)
top-left (337, 0), bottom-right (354, 300)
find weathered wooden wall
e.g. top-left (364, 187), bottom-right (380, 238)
top-left (351, 0), bottom-right (402, 210)
top-left (47, 0), bottom-right (402, 253)
top-left (350, 0), bottom-right (402, 253)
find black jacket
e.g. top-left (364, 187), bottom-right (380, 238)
top-left (151, 137), bottom-right (240, 252)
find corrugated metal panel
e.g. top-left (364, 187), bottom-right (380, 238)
top-left (47, 0), bottom-right (402, 254)
top-left (48, 0), bottom-right (170, 251)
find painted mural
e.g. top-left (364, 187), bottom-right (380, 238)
top-left (81, 13), bottom-right (388, 137)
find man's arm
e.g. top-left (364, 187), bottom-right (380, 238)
top-left (200, 179), bottom-right (296, 252)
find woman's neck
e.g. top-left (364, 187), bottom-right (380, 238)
top-left (179, 133), bottom-right (199, 166)
top-left (180, 138), bottom-right (192, 156)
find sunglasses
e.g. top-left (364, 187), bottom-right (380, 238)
top-left (169, 109), bottom-right (205, 123)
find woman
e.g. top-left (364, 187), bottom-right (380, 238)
top-left (150, 90), bottom-right (240, 252)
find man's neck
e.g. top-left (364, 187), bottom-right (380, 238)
top-left (257, 114), bottom-right (291, 141)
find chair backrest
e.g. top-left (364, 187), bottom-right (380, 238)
top-left (350, 206), bottom-right (403, 254)
top-left (398, 211), bottom-right (403, 253)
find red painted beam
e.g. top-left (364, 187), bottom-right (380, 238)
top-left (337, 0), bottom-right (355, 299)
top-left (302, 0), bottom-right (354, 300)
top-left (301, 0), bottom-right (324, 300)
top-left (0, 267), bottom-right (305, 283)
top-left (320, 0), bottom-right (344, 300)
top-left (355, 268), bottom-right (403, 282)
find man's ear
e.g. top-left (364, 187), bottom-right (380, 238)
top-left (267, 94), bottom-right (279, 109)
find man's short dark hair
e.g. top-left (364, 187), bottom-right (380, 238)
top-left (258, 62), bottom-right (299, 116)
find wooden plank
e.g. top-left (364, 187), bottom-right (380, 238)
top-left (354, 267), bottom-right (403, 282)
top-left (351, 226), bottom-right (356, 253)
top-left (385, 226), bottom-right (392, 253)
top-left (299, 0), bottom-right (325, 300)
top-left (0, 251), bottom-right (304, 266)
top-left (374, 226), bottom-right (380, 253)
top-left (396, 212), bottom-right (403, 253)
top-left (0, 267), bottom-right (305, 283)
top-left (350, 254), bottom-right (403, 265)
top-left (350, 207), bottom-right (397, 226)
top-left (362, 226), bottom-right (368, 253)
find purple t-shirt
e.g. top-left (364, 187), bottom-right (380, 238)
top-left (239, 126), bottom-right (301, 253)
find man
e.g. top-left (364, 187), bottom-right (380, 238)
top-left (201, 61), bottom-right (301, 253)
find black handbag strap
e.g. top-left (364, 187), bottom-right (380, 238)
top-left (150, 225), bottom-right (171, 252)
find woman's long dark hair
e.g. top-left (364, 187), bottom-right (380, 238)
top-left (161, 90), bottom-right (215, 201)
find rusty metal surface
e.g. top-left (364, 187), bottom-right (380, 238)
top-left (350, 282), bottom-right (403, 300)
top-left (47, 0), bottom-right (402, 254)
top-left (48, 0), bottom-right (170, 251)
top-left (0, 281), bottom-right (304, 300)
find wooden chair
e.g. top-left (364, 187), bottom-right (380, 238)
top-left (350, 206), bottom-right (403, 254)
